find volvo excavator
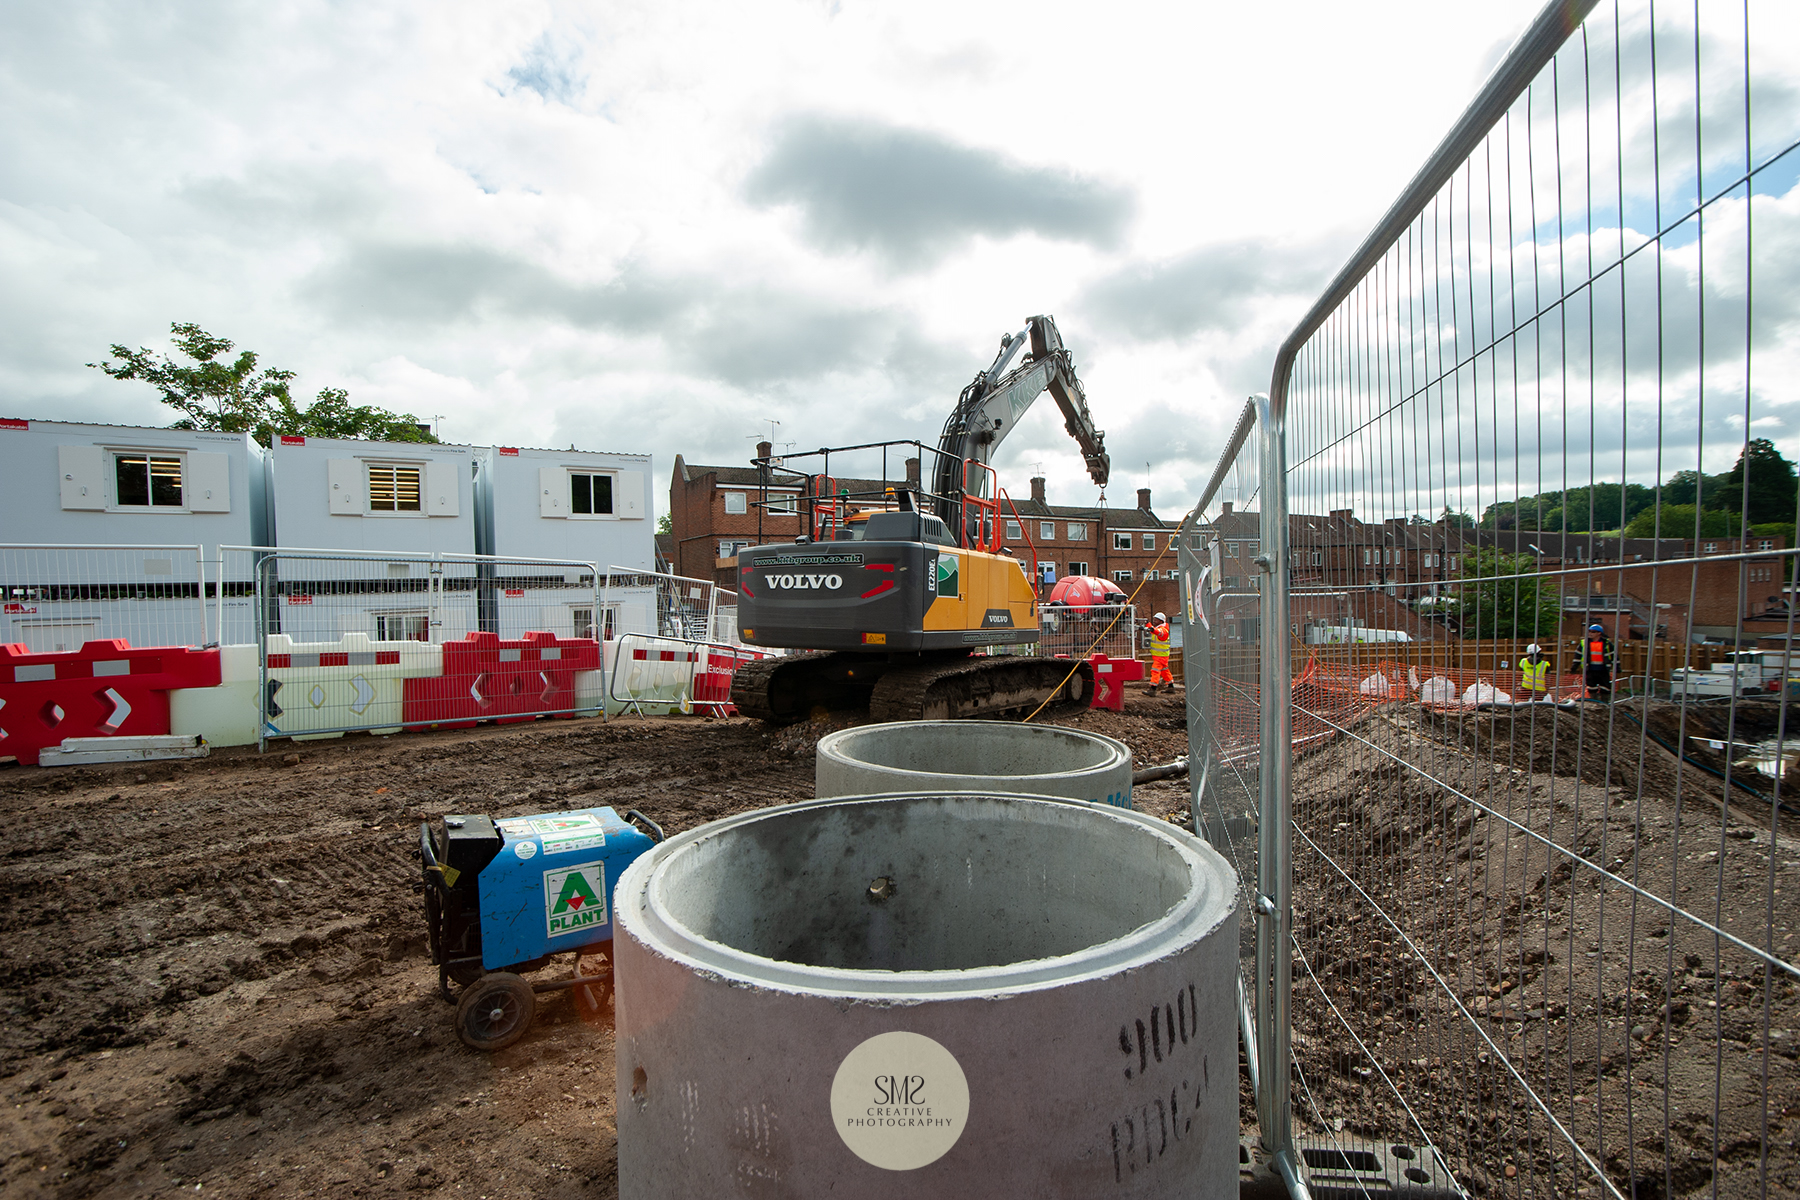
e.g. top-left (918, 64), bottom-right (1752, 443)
top-left (729, 315), bottom-right (1112, 723)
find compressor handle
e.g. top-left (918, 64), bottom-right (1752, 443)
top-left (625, 809), bottom-right (665, 843)
top-left (419, 822), bottom-right (441, 871)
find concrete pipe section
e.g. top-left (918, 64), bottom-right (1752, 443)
top-left (816, 720), bottom-right (1135, 809)
top-left (614, 793), bottom-right (1239, 1198)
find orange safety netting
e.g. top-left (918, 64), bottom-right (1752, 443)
top-left (1197, 653), bottom-right (1589, 768)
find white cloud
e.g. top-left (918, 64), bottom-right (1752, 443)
top-left (12, 0), bottom-right (1724, 527)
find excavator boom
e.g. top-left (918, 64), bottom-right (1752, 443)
top-left (932, 315), bottom-right (1109, 518)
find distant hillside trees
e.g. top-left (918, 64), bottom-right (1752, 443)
top-left (1479, 439), bottom-right (1797, 535)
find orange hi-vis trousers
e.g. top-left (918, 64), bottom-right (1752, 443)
top-left (1149, 655), bottom-right (1173, 686)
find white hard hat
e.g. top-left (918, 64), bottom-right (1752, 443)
top-left (1526, 644), bottom-right (1540, 654)
top-left (1154, 612), bottom-right (1167, 621)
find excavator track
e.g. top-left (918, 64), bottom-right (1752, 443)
top-left (868, 655), bottom-right (1094, 723)
top-left (729, 651), bottom-right (872, 725)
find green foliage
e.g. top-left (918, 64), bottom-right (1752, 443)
top-left (1658, 469), bottom-right (1725, 507)
top-left (657, 512), bottom-right (672, 535)
top-left (1709, 438), bottom-right (1798, 524)
top-left (1481, 484), bottom-right (1651, 532)
top-left (1622, 504), bottom-right (1740, 538)
top-left (90, 323), bottom-right (437, 448)
top-left (1454, 548), bottom-right (1564, 640)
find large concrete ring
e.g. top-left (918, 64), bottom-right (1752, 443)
top-left (816, 720), bottom-right (1135, 809)
top-left (614, 792), bottom-right (1239, 1198)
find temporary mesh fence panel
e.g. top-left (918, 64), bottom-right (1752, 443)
top-left (1036, 603), bottom-right (1140, 661)
top-left (1, 544), bottom-right (208, 651)
top-left (1244, 2), bottom-right (1800, 1196)
top-left (601, 569), bottom-right (764, 716)
top-left (238, 549), bottom-right (605, 743)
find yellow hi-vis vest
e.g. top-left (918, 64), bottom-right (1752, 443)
top-left (1521, 658), bottom-right (1549, 693)
top-left (1147, 621), bottom-right (1171, 656)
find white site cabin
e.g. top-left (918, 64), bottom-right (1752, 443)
top-left (267, 434), bottom-right (483, 644)
top-left (475, 445), bottom-right (653, 642)
top-left (0, 419), bottom-right (268, 651)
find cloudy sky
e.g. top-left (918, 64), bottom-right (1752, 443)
top-left (5, 0), bottom-right (1603, 521)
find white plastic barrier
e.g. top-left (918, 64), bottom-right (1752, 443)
top-left (263, 632), bottom-right (442, 741)
top-left (170, 643), bottom-right (260, 748)
top-left (607, 633), bottom-right (700, 716)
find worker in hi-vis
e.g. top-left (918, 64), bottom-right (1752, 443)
top-left (1145, 612), bottom-right (1174, 694)
top-left (1581, 624), bottom-right (1613, 701)
top-left (1519, 643), bottom-right (1552, 701)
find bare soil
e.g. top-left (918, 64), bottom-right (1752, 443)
top-left (1288, 698), bottom-right (1800, 1199)
top-left (0, 694), bottom-right (1193, 1199)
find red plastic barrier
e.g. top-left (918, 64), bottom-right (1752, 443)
top-left (401, 631), bottom-right (601, 728)
top-left (691, 646), bottom-right (768, 715)
top-left (1088, 653), bottom-right (1145, 712)
top-left (0, 640), bottom-right (222, 765)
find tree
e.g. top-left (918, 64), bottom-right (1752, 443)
top-left (1622, 504), bottom-right (1739, 539)
top-left (657, 513), bottom-right (672, 535)
top-left (1707, 438), bottom-right (1798, 524)
top-left (91, 322), bottom-right (437, 448)
top-left (1454, 547), bottom-right (1564, 640)
top-left (1660, 468), bottom-right (1728, 508)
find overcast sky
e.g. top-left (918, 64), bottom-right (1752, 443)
top-left (3, 0), bottom-right (1629, 521)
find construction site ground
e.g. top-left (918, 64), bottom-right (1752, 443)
top-left (0, 692), bottom-right (1192, 1199)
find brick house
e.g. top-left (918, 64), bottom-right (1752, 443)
top-left (1196, 507), bottom-right (1783, 646)
top-left (668, 442), bottom-right (915, 586)
top-left (1002, 479), bottom-right (1181, 619)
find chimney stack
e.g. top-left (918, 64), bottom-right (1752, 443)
top-left (755, 440), bottom-right (772, 460)
top-left (1137, 487), bottom-right (1152, 511)
top-left (1031, 476), bottom-right (1046, 504)
top-left (905, 457), bottom-right (920, 483)
top-left (1222, 501), bottom-right (1233, 515)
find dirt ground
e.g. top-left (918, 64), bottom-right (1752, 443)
top-left (1287, 698), bottom-right (1800, 1199)
top-left (0, 693), bottom-right (1193, 1199)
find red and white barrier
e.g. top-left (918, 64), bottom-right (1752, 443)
top-left (1, 640), bottom-right (220, 765)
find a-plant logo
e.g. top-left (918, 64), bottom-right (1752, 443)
top-left (544, 862), bottom-right (608, 937)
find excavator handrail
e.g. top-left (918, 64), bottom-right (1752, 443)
top-left (962, 460), bottom-right (1001, 553)
top-left (997, 487), bottom-right (1040, 614)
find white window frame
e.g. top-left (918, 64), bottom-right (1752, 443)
top-left (718, 539), bottom-right (751, 560)
top-left (107, 449), bottom-right (190, 512)
top-left (1760, 539), bottom-right (1775, 551)
top-left (723, 491), bottom-right (748, 515)
top-left (1068, 561), bottom-right (1089, 576)
top-left (768, 491), bottom-right (798, 515)
top-left (1068, 522), bottom-right (1088, 541)
top-left (1113, 568), bottom-right (1133, 583)
top-left (1005, 519), bottom-right (1023, 541)
top-left (568, 470), bottom-right (616, 517)
top-left (374, 610), bottom-right (431, 641)
top-left (1113, 532), bottom-right (1132, 551)
top-left (1040, 521), bottom-right (1056, 541)
top-left (1141, 533), bottom-right (1156, 551)
top-left (366, 461), bottom-right (425, 516)
top-left (1703, 541), bottom-right (1718, 553)
top-left (1226, 542), bottom-right (1239, 557)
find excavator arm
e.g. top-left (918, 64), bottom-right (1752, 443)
top-left (931, 315), bottom-right (1110, 520)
